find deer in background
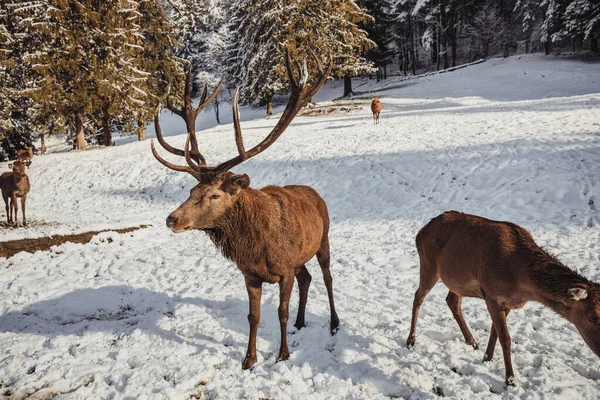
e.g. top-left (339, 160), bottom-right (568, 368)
top-left (406, 211), bottom-right (600, 387)
top-left (371, 96), bottom-right (382, 124)
top-left (152, 51), bottom-right (339, 370)
top-left (16, 146), bottom-right (33, 167)
top-left (1, 160), bottom-right (30, 225)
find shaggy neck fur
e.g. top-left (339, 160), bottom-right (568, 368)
top-left (530, 250), bottom-right (591, 317)
top-left (203, 189), bottom-right (267, 267)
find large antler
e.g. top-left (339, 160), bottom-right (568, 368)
top-left (152, 49), bottom-right (332, 181)
top-left (153, 63), bottom-right (226, 170)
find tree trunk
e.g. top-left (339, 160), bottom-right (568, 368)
top-left (137, 121), bottom-right (146, 141)
top-left (591, 35), bottom-right (599, 53)
top-left (343, 76), bottom-right (353, 97)
top-left (40, 133), bottom-right (46, 155)
top-left (214, 100), bottom-right (220, 123)
top-left (409, 13), bottom-right (416, 75)
top-left (544, 41), bottom-right (551, 55)
top-left (100, 110), bottom-right (112, 146)
top-left (266, 100), bottom-right (273, 116)
top-left (525, 37), bottom-right (530, 54)
top-left (75, 112), bottom-right (85, 150)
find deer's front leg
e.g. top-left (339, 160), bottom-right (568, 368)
top-left (277, 274), bottom-right (294, 362)
top-left (242, 277), bottom-right (262, 370)
top-left (21, 195), bottom-right (26, 225)
top-left (485, 299), bottom-right (515, 387)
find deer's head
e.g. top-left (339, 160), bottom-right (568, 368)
top-left (151, 50), bottom-right (331, 233)
top-left (8, 161), bottom-right (26, 178)
top-left (565, 283), bottom-right (600, 358)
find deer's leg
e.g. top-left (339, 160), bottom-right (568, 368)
top-left (11, 195), bottom-right (17, 225)
top-left (21, 195), bottom-right (26, 225)
top-left (242, 277), bottom-right (262, 370)
top-left (317, 237), bottom-right (339, 334)
top-left (3, 195), bottom-right (9, 223)
top-left (294, 264), bottom-right (312, 330)
top-left (485, 300), bottom-right (515, 387)
top-left (406, 264), bottom-right (439, 347)
top-left (483, 309), bottom-right (510, 362)
top-left (446, 291), bottom-right (478, 349)
top-left (277, 274), bottom-right (294, 362)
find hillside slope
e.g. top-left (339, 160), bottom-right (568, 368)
top-left (1, 54), bottom-right (600, 399)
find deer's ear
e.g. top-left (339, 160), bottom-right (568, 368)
top-left (221, 174), bottom-right (250, 194)
top-left (568, 286), bottom-right (589, 301)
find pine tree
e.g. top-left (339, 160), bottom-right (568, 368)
top-left (227, 0), bottom-right (375, 108)
top-left (0, 1), bottom-right (43, 161)
top-left (163, 0), bottom-right (227, 94)
top-left (359, 0), bottom-right (396, 81)
top-left (562, 0), bottom-right (599, 51)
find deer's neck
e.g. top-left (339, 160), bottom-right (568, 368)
top-left (205, 189), bottom-right (267, 266)
top-left (530, 258), bottom-right (589, 320)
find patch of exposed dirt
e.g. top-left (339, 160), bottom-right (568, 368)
top-left (0, 225), bottom-right (148, 259)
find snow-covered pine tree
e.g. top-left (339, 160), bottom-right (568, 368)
top-left (562, 0), bottom-right (599, 51)
top-left (359, 0), bottom-right (397, 81)
top-left (227, 0), bottom-right (375, 108)
top-left (0, 1), bottom-right (43, 161)
top-left (540, 0), bottom-right (568, 54)
top-left (18, 0), bottom-right (165, 149)
top-left (514, 0), bottom-right (543, 53)
top-left (162, 0), bottom-right (227, 94)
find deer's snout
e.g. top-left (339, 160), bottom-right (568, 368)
top-left (166, 215), bottom-right (178, 229)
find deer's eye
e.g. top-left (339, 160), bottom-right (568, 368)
top-left (209, 194), bottom-right (220, 200)
top-left (589, 315), bottom-right (598, 324)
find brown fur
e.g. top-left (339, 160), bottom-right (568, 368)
top-left (407, 211), bottom-right (600, 387)
top-left (1, 161), bottom-right (30, 225)
top-left (166, 172), bottom-right (339, 369)
top-left (371, 96), bottom-right (382, 124)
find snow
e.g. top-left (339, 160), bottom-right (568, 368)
top-left (2, 54), bottom-right (600, 398)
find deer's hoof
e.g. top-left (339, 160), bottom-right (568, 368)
top-left (468, 341), bottom-right (479, 350)
top-left (482, 353), bottom-right (493, 362)
top-left (241, 354), bottom-right (256, 370)
top-left (277, 350), bottom-right (289, 362)
top-left (406, 336), bottom-right (416, 348)
top-left (505, 376), bottom-right (516, 387)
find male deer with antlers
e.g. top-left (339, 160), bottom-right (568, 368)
top-left (152, 52), bottom-right (339, 370)
top-left (407, 211), bottom-right (600, 387)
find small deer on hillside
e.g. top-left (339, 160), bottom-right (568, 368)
top-left (1, 160), bottom-right (30, 225)
top-left (371, 96), bottom-right (382, 124)
top-left (152, 52), bottom-right (339, 370)
top-left (407, 211), bottom-right (600, 387)
top-left (16, 146), bottom-right (33, 167)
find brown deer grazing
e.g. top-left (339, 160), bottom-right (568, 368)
top-left (1, 160), bottom-right (30, 225)
top-left (371, 96), bottom-right (382, 124)
top-left (16, 146), bottom-right (33, 167)
top-left (151, 52), bottom-right (339, 370)
top-left (407, 211), bottom-right (600, 387)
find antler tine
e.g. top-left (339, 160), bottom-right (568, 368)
top-left (232, 88), bottom-right (247, 159)
top-left (285, 49), bottom-right (300, 91)
top-left (193, 74), bottom-right (227, 118)
top-left (207, 51), bottom-right (333, 177)
top-left (154, 111), bottom-right (185, 157)
top-left (199, 81), bottom-right (209, 105)
top-left (151, 139), bottom-right (199, 177)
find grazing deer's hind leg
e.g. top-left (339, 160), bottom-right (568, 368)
top-left (485, 299), bottom-right (515, 387)
top-left (242, 277), bottom-right (262, 370)
top-left (294, 264), bottom-right (312, 330)
top-left (277, 274), bottom-right (294, 362)
top-left (317, 236), bottom-right (340, 334)
top-left (483, 309), bottom-right (510, 362)
top-left (406, 262), bottom-right (439, 347)
top-left (446, 291), bottom-right (478, 349)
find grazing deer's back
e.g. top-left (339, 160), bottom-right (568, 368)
top-left (418, 211), bottom-right (541, 297)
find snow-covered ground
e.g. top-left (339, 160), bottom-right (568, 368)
top-left (1, 54), bottom-right (600, 399)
